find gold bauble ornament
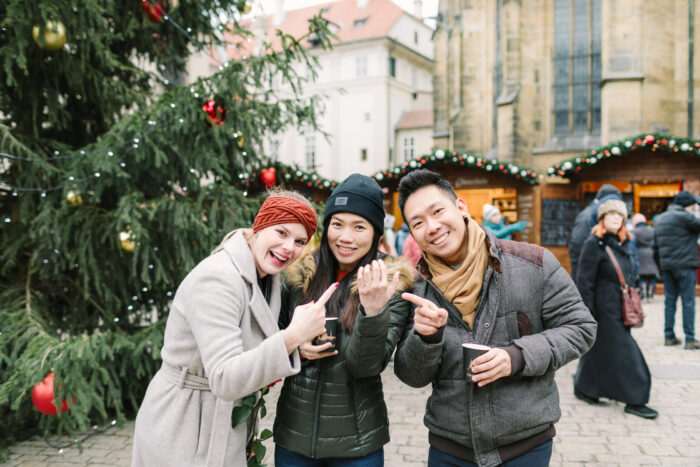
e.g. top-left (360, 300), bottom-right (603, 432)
top-left (119, 231), bottom-right (136, 253)
top-left (32, 21), bottom-right (67, 52)
top-left (66, 190), bottom-right (83, 206)
top-left (240, 1), bottom-right (252, 14)
top-left (237, 136), bottom-right (245, 148)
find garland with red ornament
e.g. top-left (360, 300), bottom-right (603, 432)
top-left (372, 150), bottom-right (539, 186)
top-left (547, 133), bottom-right (700, 177)
top-left (236, 163), bottom-right (338, 193)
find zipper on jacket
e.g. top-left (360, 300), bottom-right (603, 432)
top-left (310, 365), bottom-right (326, 458)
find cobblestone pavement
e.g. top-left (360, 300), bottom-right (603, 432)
top-left (3, 296), bottom-right (700, 466)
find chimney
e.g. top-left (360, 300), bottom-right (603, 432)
top-left (274, 0), bottom-right (286, 27)
top-left (357, 0), bottom-right (370, 9)
top-left (413, 0), bottom-right (422, 18)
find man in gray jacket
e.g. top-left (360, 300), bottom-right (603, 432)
top-left (394, 170), bottom-right (596, 467)
top-left (654, 191), bottom-right (700, 350)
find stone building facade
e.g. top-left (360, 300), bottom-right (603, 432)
top-left (433, 0), bottom-right (700, 173)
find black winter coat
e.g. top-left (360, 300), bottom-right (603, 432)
top-left (574, 234), bottom-right (651, 405)
top-left (653, 204), bottom-right (700, 271)
top-left (273, 251), bottom-right (414, 459)
top-left (633, 223), bottom-right (659, 277)
top-left (568, 205), bottom-right (593, 283)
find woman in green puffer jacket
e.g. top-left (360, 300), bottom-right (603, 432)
top-left (273, 174), bottom-right (414, 466)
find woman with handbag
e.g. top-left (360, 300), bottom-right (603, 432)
top-left (573, 198), bottom-right (657, 419)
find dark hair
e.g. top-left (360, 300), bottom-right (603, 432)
top-left (302, 216), bottom-right (382, 334)
top-left (397, 169), bottom-right (457, 219)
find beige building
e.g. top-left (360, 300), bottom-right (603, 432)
top-left (433, 0), bottom-right (700, 174)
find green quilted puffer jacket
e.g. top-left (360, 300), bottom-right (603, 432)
top-left (273, 251), bottom-right (414, 459)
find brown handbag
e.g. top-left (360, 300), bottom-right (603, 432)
top-left (605, 245), bottom-right (644, 328)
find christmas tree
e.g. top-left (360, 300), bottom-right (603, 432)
top-left (0, 0), bottom-right (331, 454)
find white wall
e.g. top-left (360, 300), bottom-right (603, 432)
top-left (266, 19), bottom-right (433, 181)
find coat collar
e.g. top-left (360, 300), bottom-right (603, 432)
top-left (222, 229), bottom-right (281, 338)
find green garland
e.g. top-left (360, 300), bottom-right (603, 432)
top-left (235, 161), bottom-right (339, 192)
top-left (371, 149), bottom-right (539, 186)
top-left (547, 133), bottom-right (700, 177)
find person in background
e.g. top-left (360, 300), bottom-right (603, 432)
top-left (574, 199), bottom-right (657, 419)
top-left (395, 222), bottom-right (410, 255)
top-left (568, 184), bottom-right (622, 282)
top-left (632, 213), bottom-right (659, 303)
top-left (481, 203), bottom-right (526, 240)
top-left (393, 169), bottom-right (596, 467)
top-left (654, 191), bottom-right (700, 350)
top-left (400, 232), bottom-right (422, 267)
top-left (382, 213), bottom-right (398, 256)
top-left (132, 191), bottom-right (330, 467)
top-left (273, 174), bottom-right (414, 466)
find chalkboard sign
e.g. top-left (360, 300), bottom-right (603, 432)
top-left (541, 198), bottom-right (580, 246)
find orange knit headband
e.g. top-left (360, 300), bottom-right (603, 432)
top-left (253, 196), bottom-right (317, 239)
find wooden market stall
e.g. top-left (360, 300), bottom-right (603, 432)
top-left (372, 150), bottom-right (541, 244)
top-left (545, 133), bottom-right (700, 273)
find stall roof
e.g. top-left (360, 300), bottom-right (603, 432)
top-left (372, 150), bottom-right (540, 186)
top-left (547, 133), bottom-right (700, 178)
top-left (236, 161), bottom-right (339, 193)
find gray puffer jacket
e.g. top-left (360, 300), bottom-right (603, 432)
top-left (394, 230), bottom-right (596, 467)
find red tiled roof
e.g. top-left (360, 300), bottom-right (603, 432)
top-left (395, 109), bottom-right (433, 129)
top-left (219, 0), bottom-right (406, 61)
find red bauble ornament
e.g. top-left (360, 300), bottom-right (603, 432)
top-left (31, 373), bottom-right (71, 416)
top-left (141, 1), bottom-right (166, 23)
top-left (259, 168), bottom-right (277, 188)
top-left (644, 134), bottom-right (655, 144)
top-left (202, 99), bottom-right (226, 127)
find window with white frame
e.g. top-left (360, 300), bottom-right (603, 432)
top-left (403, 136), bottom-right (415, 161)
top-left (305, 130), bottom-right (316, 169)
top-left (356, 56), bottom-right (367, 77)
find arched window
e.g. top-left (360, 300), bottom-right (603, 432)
top-left (553, 0), bottom-right (601, 135)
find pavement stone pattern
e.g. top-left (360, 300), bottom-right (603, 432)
top-left (3, 295), bottom-right (699, 466)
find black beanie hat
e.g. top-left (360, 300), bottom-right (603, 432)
top-left (595, 184), bottom-right (622, 200)
top-left (324, 173), bottom-right (385, 234)
top-left (673, 191), bottom-right (698, 207)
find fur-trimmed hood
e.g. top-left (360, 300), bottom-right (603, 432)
top-left (285, 248), bottom-right (414, 294)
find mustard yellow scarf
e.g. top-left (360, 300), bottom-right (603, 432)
top-left (422, 218), bottom-right (489, 328)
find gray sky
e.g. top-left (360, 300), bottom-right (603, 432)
top-left (257, 0), bottom-right (438, 21)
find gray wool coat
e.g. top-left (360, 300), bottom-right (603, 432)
top-left (131, 230), bottom-right (301, 467)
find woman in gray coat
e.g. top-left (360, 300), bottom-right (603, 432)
top-left (132, 191), bottom-right (334, 467)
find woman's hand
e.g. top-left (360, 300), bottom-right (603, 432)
top-left (298, 340), bottom-right (338, 360)
top-left (358, 260), bottom-right (400, 317)
top-left (282, 282), bottom-right (338, 354)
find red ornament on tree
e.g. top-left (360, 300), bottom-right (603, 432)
top-left (202, 99), bottom-right (226, 127)
top-left (31, 373), bottom-right (72, 416)
top-left (259, 168), bottom-right (277, 188)
top-left (141, 1), bottom-right (166, 23)
top-left (644, 134), bottom-right (655, 144)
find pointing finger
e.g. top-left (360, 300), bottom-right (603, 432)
top-left (401, 292), bottom-right (437, 309)
top-left (316, 282), bottom-right (339, 307)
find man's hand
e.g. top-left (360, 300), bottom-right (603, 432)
top-left (402, 292), bottom-right (448, 336)
top-left (470, 348), bottom-right (512, 387)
